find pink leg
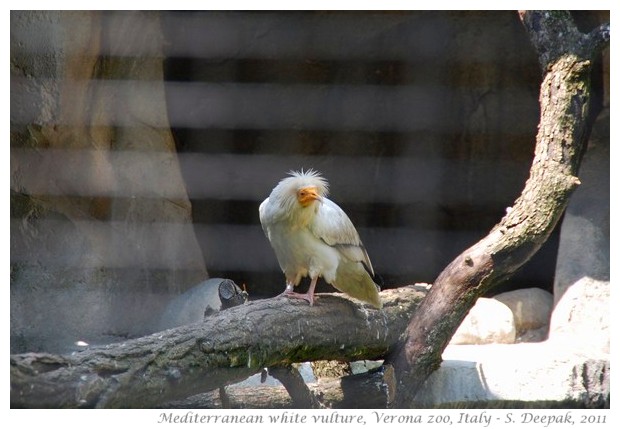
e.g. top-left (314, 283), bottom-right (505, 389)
top-left (276, 282), bottom-right (296, 297)
top-left (277, 278), bottom-right (318, 306)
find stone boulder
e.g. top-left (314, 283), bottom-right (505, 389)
top-left (550, 108), bottom-right (610, 355)
top-left (494, 287), bottom-right (553, 340)
top-left (450, 297), bottom-right (516, 345)
top-left (413, 343), bottom-right (609, 408)
top-left (157, 278), bottom-right (223, 331)
top-left (549, 277), bottom-right (610, 354)
top-left (552, 112), bottom-right (609, 303)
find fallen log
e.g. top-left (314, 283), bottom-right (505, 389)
top-left (11, 285), bottom-right (427, 408)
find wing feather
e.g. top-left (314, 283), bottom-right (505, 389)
top-left (309, 198), bottom-right (374, 275)
top-left (258, 198), bottom-right (270, 237)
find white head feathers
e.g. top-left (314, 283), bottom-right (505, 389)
top-left (270, 169), bottom-right (329, 199)
top-left (284, 169), bottom-right (329, 195)
top-left (265, 169), bottom-right (329, 222)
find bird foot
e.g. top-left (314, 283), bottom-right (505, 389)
top-left (277, 289), bottom-right (315, 306)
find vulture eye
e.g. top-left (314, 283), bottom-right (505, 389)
top-left (297, 186), bottom-right (320, 207)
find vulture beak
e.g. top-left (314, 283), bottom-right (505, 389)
top-left (297, 186), bottom-right (322, 207)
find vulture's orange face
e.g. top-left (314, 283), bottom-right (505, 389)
top-left (296, 186), bottom-right (321, 207)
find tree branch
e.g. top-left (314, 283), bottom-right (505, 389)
top-left (162, 365), bottom-right (394, 409)
top-left (518, 11), bottom-right (610, 71)
top-left (587, 22), bottom-right (610, 54)
top-left (11, 286), bottom-right (426, 408)
top-left (268, 365), bottom-right (320, 408)
top-left (388, 10), bottom-right (605, 407)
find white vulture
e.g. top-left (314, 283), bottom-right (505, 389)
top-left (259, 170), bottom-right (382, 309)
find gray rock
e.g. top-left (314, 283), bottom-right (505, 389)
top-left (550, 109), bottom-right (610, 351)
top-left (493, 288), bottom-right (553, 334)
top-left (516, 326), bottom-right (548, 343)
top-left (157, 278), bottom-right (223, 331)
top-left (450, 298), bottom-right (516, 345)
top-left (549, 277), bottom-right (610, 354)
top-left (553, 111), bottom-right (609, 302)
top-left (413, 343), bottom-right (609, 407)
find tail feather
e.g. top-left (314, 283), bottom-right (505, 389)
top-left (332, 261), bottom-right (382, 309)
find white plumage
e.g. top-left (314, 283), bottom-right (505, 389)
top-left (259, 170), bottom-right (382, 309)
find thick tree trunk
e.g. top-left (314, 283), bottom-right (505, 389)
top-left (387, 11), bottom-right (610, 407)
top-left (10, 286), bottom-right (426, 408)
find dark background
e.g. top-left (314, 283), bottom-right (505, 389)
top-left (161, 11), bottom-right (603, 298)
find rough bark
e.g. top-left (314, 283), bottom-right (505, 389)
top-left (10, 286), bottom-right (426, 408)
top-left (388, 10), bottom-right (610, 407)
